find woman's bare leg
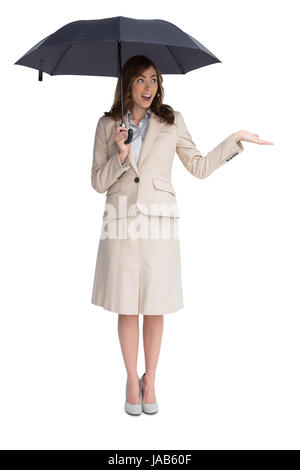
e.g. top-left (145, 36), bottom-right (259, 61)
top-left (142, 314), bottom-right (164, 403)
top-left (118, 314), bottom-right (140, 404)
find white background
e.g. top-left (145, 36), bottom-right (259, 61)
top-left (1, 0), bottom-right (299, 450)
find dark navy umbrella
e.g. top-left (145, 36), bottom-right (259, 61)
top-left (14, 16), bottom-right (221, 144)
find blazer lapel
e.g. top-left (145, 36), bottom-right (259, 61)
top-left (115, 110), bottom-right (162, 175)
top-left (137, 111), bottom-right (162, 171)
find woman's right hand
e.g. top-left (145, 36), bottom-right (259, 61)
top-left (114, 125), bottom-right (131, 162)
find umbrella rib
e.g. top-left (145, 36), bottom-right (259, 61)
top-left (165, 45), bottom-right (184, 73)
top-left (51, 44), bottom-right (73, 75)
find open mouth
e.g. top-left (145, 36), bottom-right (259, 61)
top-left (141, 95), bottom-right (152, 102)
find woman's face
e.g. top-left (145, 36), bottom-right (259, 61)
top-left (131, 66), bottom-right (158, 112)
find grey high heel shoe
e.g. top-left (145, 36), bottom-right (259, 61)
top-left (139, 373), bottom-right (159, 414)
top-left (124, 379), bottom-right (142, 415)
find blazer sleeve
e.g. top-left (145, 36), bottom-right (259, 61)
top-left (175, 111), bottom-right (244, 179)
top-left (91, 116), bottom-right (131, 194)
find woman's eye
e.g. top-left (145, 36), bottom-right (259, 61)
top-left (137, 78), bottom-right (157, 83)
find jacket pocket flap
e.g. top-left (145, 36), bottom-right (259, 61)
top-left (152, 177), bottom-right (176, 195)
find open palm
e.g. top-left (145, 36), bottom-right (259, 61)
top-left (236, 130), bottom-right (274, 145)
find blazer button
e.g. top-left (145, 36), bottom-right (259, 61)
top-left (134, 177), bottom-right (140, 183)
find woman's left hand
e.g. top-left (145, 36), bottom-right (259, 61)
top-left (233, 130), bottom-right (274, 146)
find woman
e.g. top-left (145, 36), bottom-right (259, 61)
top-left (90, 55), bottom-right (273, 416)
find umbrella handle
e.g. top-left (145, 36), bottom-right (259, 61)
top-left (120, 124), bottom-right (133, 144)
top-left (124, 127), bottom-right (133, 144)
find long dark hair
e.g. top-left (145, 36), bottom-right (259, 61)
top-left (103, 55), bottom-right (175, 125)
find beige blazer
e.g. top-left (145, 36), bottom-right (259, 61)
top-left (91, 110), bottom-right (244, 219)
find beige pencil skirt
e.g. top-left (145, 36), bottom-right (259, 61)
top-left (91, 212), bottom-right (184, 315)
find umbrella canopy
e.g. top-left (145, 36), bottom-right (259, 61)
top-left (15, 16), bottom-right (221, 142)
